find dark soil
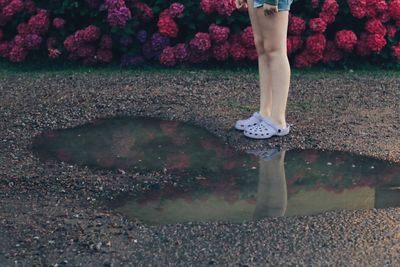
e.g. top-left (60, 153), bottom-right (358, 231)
top-left (0, 70), bottom-right (399, 266)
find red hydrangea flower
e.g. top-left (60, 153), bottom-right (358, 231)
top-left (377, 10), bottom-right (391, 23)
top-left (28, 9), bottom-right (50, 35)
top-left (173, 43), bottom-right (189, 63)
top-left (8, 45), bottom-right (27, 62)
top-left (189, 32), bottom-right (211, 52)
top-left (287, 35), bottom-right (303, 55)
top-left (17, 22), bottom-right (29, 35)
top-left (306, 33), bottom-right (326, 54)
top-left (212, 41), bottom-right (230, 61)
top-left (386, 25), bottom-right (398, 38)
top-left (135, 2), bottom-right (153, 22)
top-left (320, 0), bottom-right (339, 24)
top-left (366, 33), bottom-right (386, 52)
top-left (215, 0), bottom-right (236, 17)
top-left (96, 49), bottom-right (113, 62)
top-left (76, 44), bottom-right (96, 58)
top-left (78, 25), bottom-right (101, 42)
top-left (322, 40), bottom-right (343, 62)
top-left (229, 42), bottom-right (246, 61)
top-left (52, 18), bottom-right (65, 29)
top-left (365, 18), bottom-right (386, 35)
top-left (209, 23), bottom-right (230, 43)
top-left (391, 43), bottom-right (400, 60)
top-left (288, 16), bottom-right (306, 35)
top-left (305, 50), bottom-right (323, 64)
top-left (200, 0), bottom-right (215, 14)
top-left (375, 0), bottom-right (388, 13)
top-left (347, 0), bottom-right (366, 19)
top-left (169, 3), bottom-right (185, 18)
top-left (13, 34), bottom-right (24, 46)
top-left (2, 0), bottom-right (24, 17)
top-left (294, 51), bottom-right (312, 68)
top-left (309, 18), bottom-right (327, 33)
top-left (63, 35), bottom-right (78, 52)
top-left (311, 0), bottom-right (319, 8)
top-left (105, 0), bottom-right (131, 28)
top-left (389, 0), bottom-right (400, 21)
top-left (240, 26), bottom-right (254, 48)
top-left (160, 46), bottom-right (176, 66)
top-left (157, 14), bottom-right (178, 38)
top-left (246, 47), bottom-right (258, 60)
top-left (335, 30), bottom-right (357, 52)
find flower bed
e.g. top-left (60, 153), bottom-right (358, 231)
top-left (0, 0), bottom-right (399, 68)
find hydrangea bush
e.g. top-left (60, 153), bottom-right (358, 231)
top-left (0, 0), bottom-right (399, 68)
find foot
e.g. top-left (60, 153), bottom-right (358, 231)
top-left (234, 112), bottom-right (264, 131)
top-left (243, 117), bottom-right (291, 139)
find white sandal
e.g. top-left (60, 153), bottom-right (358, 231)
top-left (234, 112), bottom-right (264, 131)
top-left (244, 117), bottom-right (291, 139)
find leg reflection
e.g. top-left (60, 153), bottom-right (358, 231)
top-left (253, 149), bottom-right (287, 220)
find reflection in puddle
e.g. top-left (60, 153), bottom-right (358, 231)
top-left (32, 116), bottom-right (400, 224)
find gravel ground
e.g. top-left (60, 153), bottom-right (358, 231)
top-left (0, 70), bottom-right (399, 266)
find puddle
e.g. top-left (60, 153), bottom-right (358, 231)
top-left (32, 116), bottom-right (400, 224)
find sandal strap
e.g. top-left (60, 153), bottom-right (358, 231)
top-left (261, 117), bottom-right (289, 131)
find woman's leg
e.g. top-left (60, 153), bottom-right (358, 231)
top-left (255, 7), bottom-right (291, 128)
top-left (247, 0), bottom-right (272, 118)
top-left (253, 149), bottom-right (287, 219)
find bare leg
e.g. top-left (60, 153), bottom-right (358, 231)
top-left (255, 8), bottom-right (291, 128)
top-left (247, 0), bottom-right (272, 118)
top-left (253, 150), bottom-right (287, 219)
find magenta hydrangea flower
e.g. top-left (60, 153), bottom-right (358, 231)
top-left (8, 45), bottom-right (27, 62)
top-left (28, 9), bottom-right (50, 35)
top-left (209, 23), bottom-right (230, 44)
top-left (17, 22), bottom-right (29, 35)
top-left (76, 44), bottom-right (96, 58)
top-left (215, 0), bottom-right (236, 17)
top-left (174, 43), bottom-right (189, 63)
top-left (240, 26), bottom-right (254, 48)
top-left (105, 0), bottom-right (131, 28)
top-left (24, 33), bottom-right (42, 50)
top-left (189, 32), bottom-right (211, 52)
top-left (160, 46), bottom-right (176, 66)
top-left (2, 0), bottom-right (24, 17)
top-left (212, 42), bottom-right (230, 61)
top-left (169, 3), bottom-right (185, 18)
top-left (52, 17), bottom-right (65, 29)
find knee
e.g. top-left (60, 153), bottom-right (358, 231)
top-left (263, 44), bottom-right (286, 61)
top-left (254, 37), bottom-right (266, 56)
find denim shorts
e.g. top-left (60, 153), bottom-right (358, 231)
top-left (253, 0), bottom-right (294, 12)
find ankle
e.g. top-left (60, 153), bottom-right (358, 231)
top-left (259, 110), bottom-right (271, 118)
top-left (271, 118), bottom-right (287, 128)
